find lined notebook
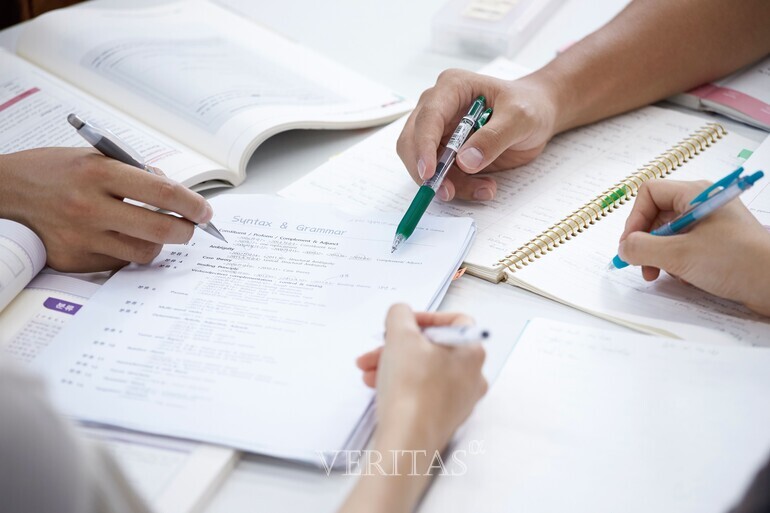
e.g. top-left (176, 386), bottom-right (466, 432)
top-left (281, 59), bottom-right (770, 346)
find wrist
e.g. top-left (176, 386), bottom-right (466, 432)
top-left (518, 64), bottom-right (575, 137)
top-left (375, 398), bottom-right (446, 456)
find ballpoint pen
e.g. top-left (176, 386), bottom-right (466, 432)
top-left (391, 97), bottom-right (493, 253)
top-left (422, 325), bottom-right (490, 345)
top-left (67, 113), bottom-right (227, 243)
top-left (608, 167), bottom-right (765, 270)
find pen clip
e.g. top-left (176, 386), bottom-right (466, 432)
top-left (689, 167), bottom-right (744, 205)
top-left (475, 108), bottom-right (493, 130)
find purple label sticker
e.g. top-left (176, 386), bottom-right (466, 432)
top-left (43, 297), bottom-right (83, 315)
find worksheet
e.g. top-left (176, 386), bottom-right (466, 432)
top-left (31, 195), bottom-right (475, 461)
top-left (421, 319), bottom-right (770, 513)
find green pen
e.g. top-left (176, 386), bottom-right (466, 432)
top-left (391, 98), bottom-right (492, 253)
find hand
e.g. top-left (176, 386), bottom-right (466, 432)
top-left (356, 304), bottom-right (487, 453)
top-left (0, 148), bottom-right (212, 272)
top-left (618, 179), bottom-right (770, 315)
top-left (396, 69), bottom-right (559, 201)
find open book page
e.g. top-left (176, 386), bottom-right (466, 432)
top-left (420, 319), bottom-right (770, 513)
top-left (28, 195), bottom-right (474, 461)
top-left (0, 220), bottom-right (46, 312)
top-left (510, 131), bottom-right (770, 346)
top-left (0, 50), bottom-right (227, 189)
top-left (16, 1), bottom-right (410, 178)
top-left (282, 105), bottom-right (719, 275)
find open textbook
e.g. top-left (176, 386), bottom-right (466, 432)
top-left (26, 195), bottom-right (476, 462)
top-left (0, 220), bottom-right (46, 311)
top-left (281, 58), bottom-right (770, 345)
top-left (420, 319), bottom-right (770, 513)
top-left (1, 0), bottom-right (409, 191)
top-left (669, 55), bottom-right (770, 131)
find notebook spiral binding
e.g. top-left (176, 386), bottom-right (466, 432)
top-left (498, 123), bottom-right (726, 272)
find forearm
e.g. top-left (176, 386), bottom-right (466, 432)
top-left (531, 0), bottom-right (770, 133)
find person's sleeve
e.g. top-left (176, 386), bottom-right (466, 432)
top-left (0, 358), bottom-right (152, 513)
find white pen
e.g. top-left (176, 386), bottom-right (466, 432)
top-left (422, 325), bottom-right (490, 345)
top-left (67, 113), bottom-right (227, 243)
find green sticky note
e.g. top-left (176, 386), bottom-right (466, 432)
top-left (738, 149), bottom-right (754, 160)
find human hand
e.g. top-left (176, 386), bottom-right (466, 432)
top-left (396, 69), bottom-right (559, 201)
top-left (618, 179), bottom-right (770, 315)
top-left (0, 148), bottom-right (212, 272)
top-left (356, 304), bottom-right (487, 453)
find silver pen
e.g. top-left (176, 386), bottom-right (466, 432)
top-left (423, 325), bottom-right (490, 345)
top-left (67, 113), bottom-right (227, 242)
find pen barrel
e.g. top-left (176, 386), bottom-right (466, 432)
top-left (396, 186), bottom-right (435, 239)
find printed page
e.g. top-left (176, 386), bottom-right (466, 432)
top-left (0, 50), bottom-right (227, 188)
top-left (16, 1), bottom-right (410, 176)
top-left (0, 273), bottom-right (99, 358)
top-left (420, 319), bottom-right (770, 513)
top-left (512, 131), bottom-right (770, 346)
top-left (0, 220), bottom-right (46, 312)
top-left (282, 106), bottom-right (717, 269)
top-left (29, 195), bottom-right (474, 461)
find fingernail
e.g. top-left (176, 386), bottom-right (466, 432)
top-left (437, 185), bottom-right (450, 201)
top-left (473, 187), bottom-right (494, 201)
top-left (204, 202), bottom-right (213, 222)
top-left (417, 159), bottom-right (427, 180)
top-left (457, 147), bottom-right (483, 170)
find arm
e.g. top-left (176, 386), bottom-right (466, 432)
top-left (397, 0), bottom-right (770, 201)
top-left (0, 148), bottom-right (212, 272)
top-left (617, 179), bottom-right (770, 316)
top-left (339, 305), bottom-right (488, 513)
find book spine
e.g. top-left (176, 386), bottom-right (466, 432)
top-left (497, 123), bottom-right (726, 271)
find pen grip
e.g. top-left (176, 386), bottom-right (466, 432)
top-left (396, 186), bottom-right (435, 239)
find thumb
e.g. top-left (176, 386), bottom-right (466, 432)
top-left (455, 112), bottom-right (523, 174)
top-left (384, 303), bottom-right (419, 345)
top-left (618, 232), bottom-right (689, 273)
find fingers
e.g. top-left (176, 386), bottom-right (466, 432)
top-left (93, 232), bottom-right (163, 265)
top-left (104, 164), bottom-right (212, 225)
top-left (108, 202), bottom-right (196, 244)
top-left (456, 111), bottom-right (526, 174)
top-left (439, 169), bottom-right (497, 202)
top-left (617, 231), bottom-right (691, 278)
top-left (621, 180), bottom-right (709, 241)
top-left (397, 69), bottom-right (499, 184)
top-left (356, 347), bottom-right (383, 371)
top-left (414, 311), bottom-right (475, 328)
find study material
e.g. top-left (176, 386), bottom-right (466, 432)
top-left (392, 96), bottom-right (490, 252)
top-left (420, 318), bottom-right (770, 513)
top-left (739, 134), bottom-right (770, 226)
top-left (67, 113), bottom-right (226, 242)
top-left (610, 168), bottom-right (765, 269)
top-left (0, 220), bottom-right (46, 312)
top-left (431, 0), bottom-right (567, 59)
top-left (669, 55), bottom-right (770, 131)
top-left (423, 325), bottom-right (490, 345)
top-left (1, 1), bottom-right (409, 192)
top-left (28, 195), bottom-right (476, 462)
top-left (281, 58), bottom-right (770, 345)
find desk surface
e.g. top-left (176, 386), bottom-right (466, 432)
top-left (1, 1), bottom-right (763, 512)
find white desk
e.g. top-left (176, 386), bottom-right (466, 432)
top-left (3, 1), bottom-right (763, 512)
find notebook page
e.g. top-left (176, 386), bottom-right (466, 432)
top-left (17, 1), bottom-right (409, 176)
top-left (0, 220), bottom-right (46, 311)
top-left (511, 131), bottom-right (770, 346)
top-left (283, 106), bottom-right (717, 270)
top-left (741, 134), bottom-right (770, 225)
top-left (29, 195), bottom-right (474, 461)
top-left (0, 51), bottom-right (226, 188)
top-left (420, 319), bottom-right (770, 513)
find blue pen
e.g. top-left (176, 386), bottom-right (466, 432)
top-left (609, 167), bottom-right (765, 270)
